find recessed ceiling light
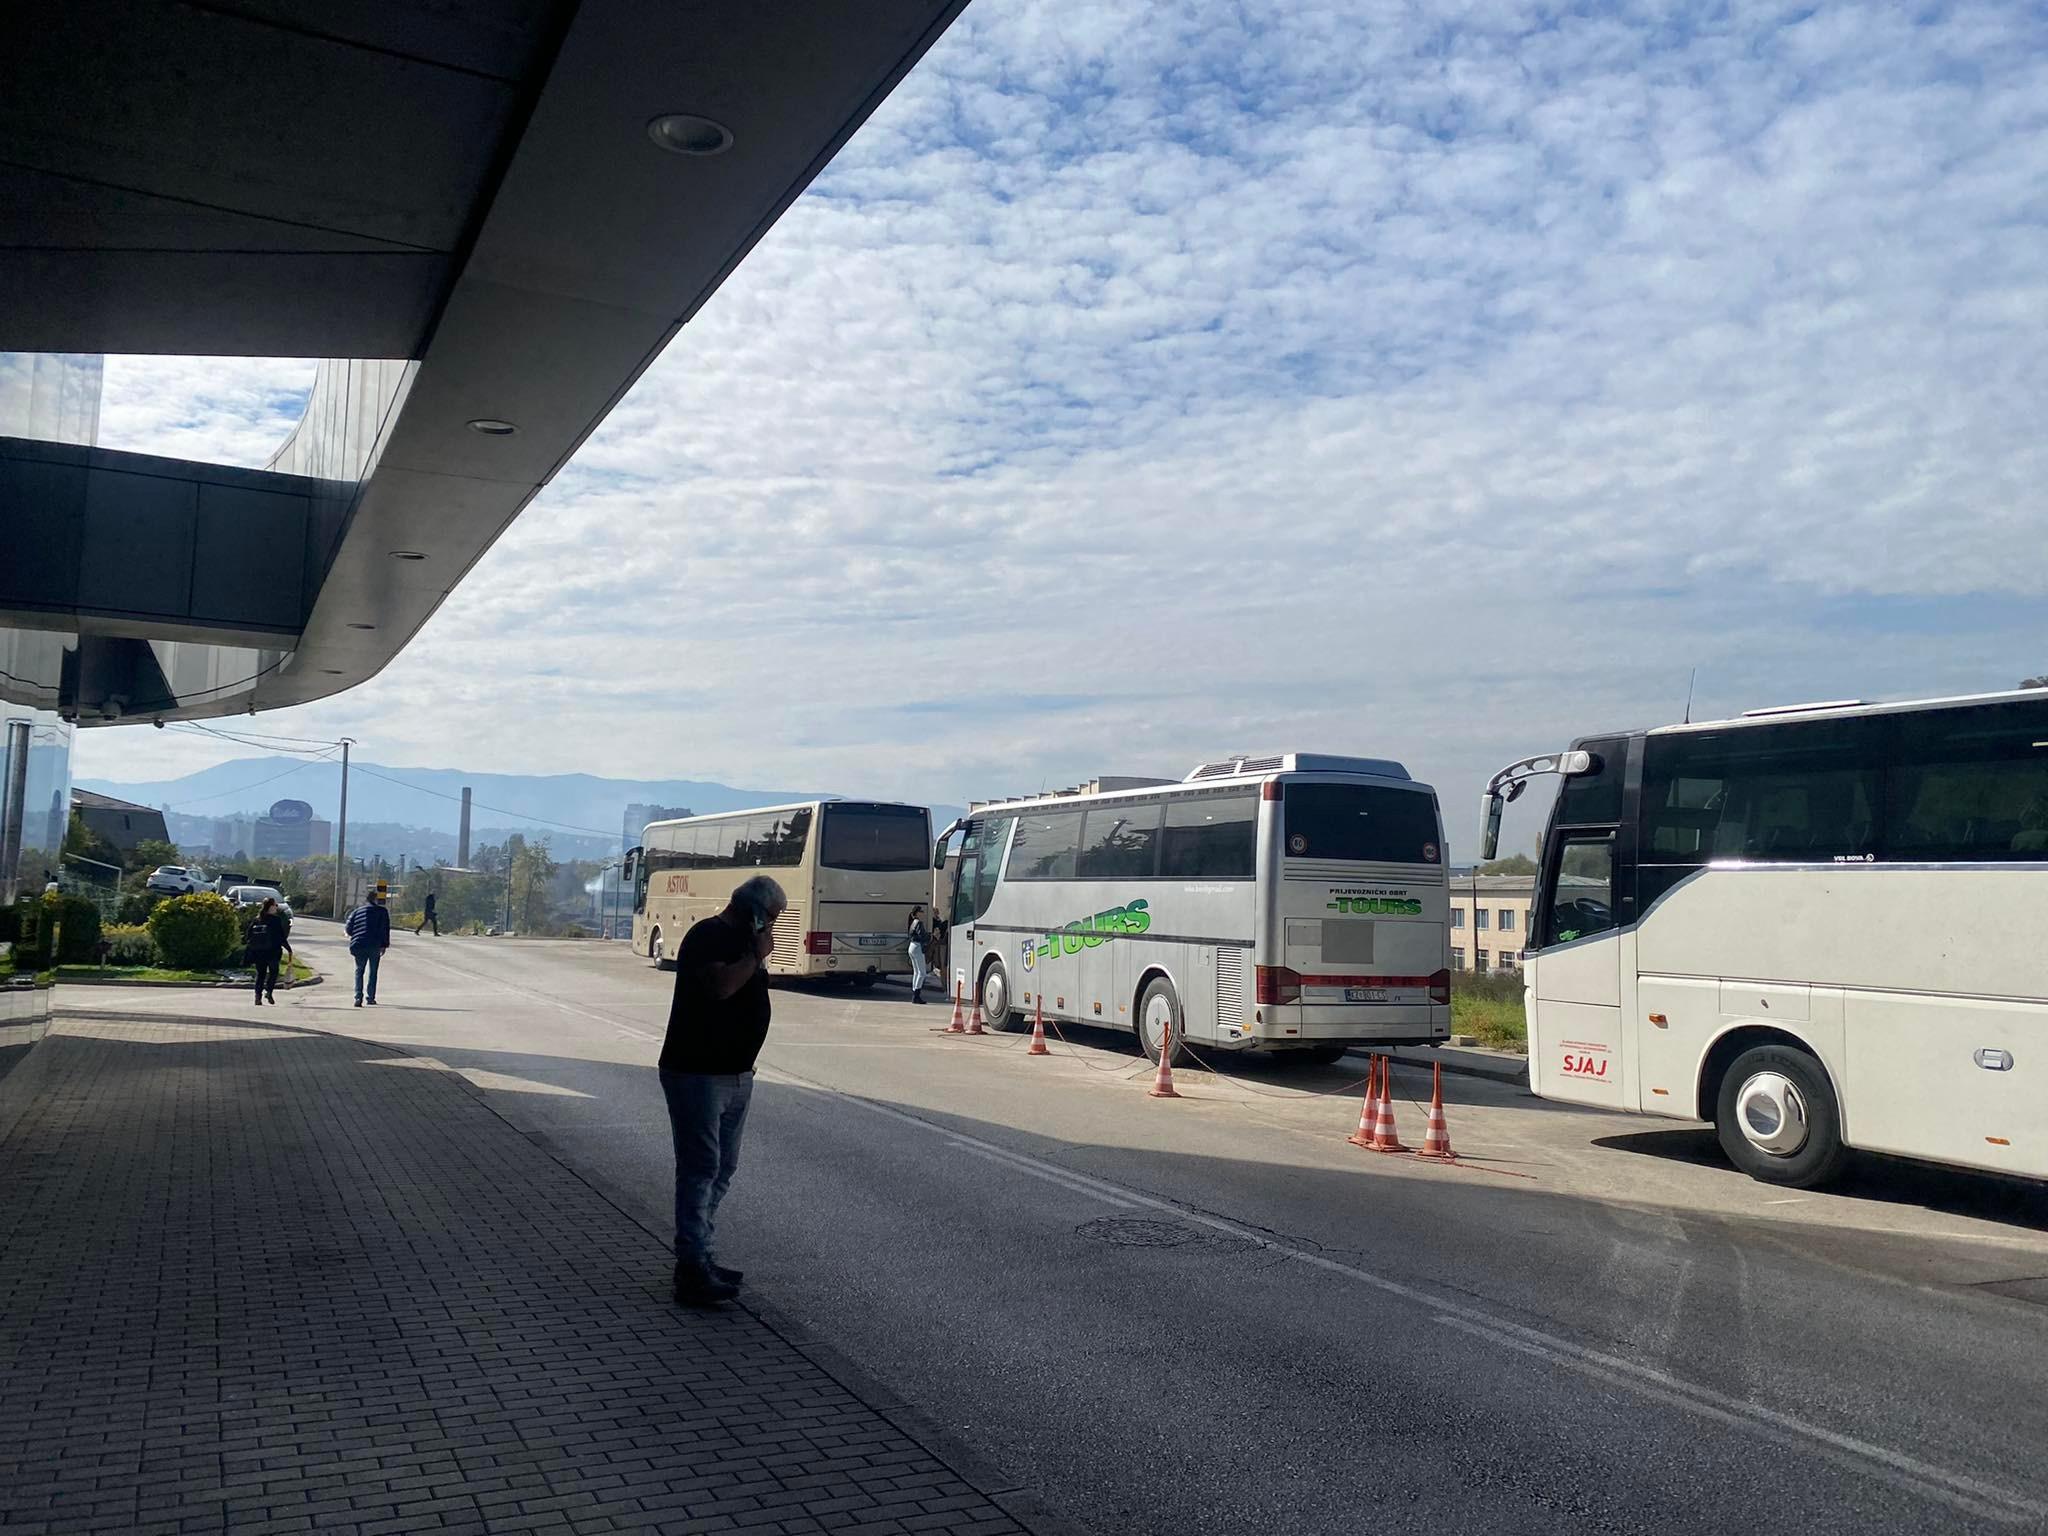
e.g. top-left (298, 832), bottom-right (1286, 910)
top-left (467, 418), bottom-right (517, 436)
top-left (347, 622), bottom-right (376, 631)
top-left (390, 550), bottom-right (427, 561)
top-left (647, 113), bottom-right (733, 156)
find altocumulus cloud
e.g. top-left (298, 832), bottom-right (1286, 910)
top-left (85, 0), bottom-right (2048, 849)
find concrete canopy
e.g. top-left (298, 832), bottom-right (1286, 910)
top-left (0, 0), bottom-right (967, 724)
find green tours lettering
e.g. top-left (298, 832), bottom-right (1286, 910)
top-left (1327, 896), bottom-right (1422, 916)
top-left (1025, 899), bottom-right (1151, 970)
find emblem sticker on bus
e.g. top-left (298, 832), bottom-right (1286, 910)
top-left (1023, 898), bottom-right (1152, 970)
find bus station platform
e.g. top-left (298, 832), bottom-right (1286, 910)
top-left (0, 1014), bottom-right (1058, 1536)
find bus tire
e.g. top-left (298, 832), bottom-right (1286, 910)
top-left (1135, 975), bottom-right (1189, 1066)
top-left (979, 958), bottom-right (1020, 1031)
top-left (1714, 1043), bottom-right (1848, 1189)
top-left (649, 927), bottom-right (670, 971)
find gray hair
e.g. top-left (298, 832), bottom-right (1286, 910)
top-left (731, 875), bottom-right (788, 922)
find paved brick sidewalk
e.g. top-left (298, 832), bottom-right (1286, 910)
top-left (0, 1017), bottom-right (1032, 1536)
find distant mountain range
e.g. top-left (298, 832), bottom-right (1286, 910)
top-left (78, 756), bottom-right (963, 864)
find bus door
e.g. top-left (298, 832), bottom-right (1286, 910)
top-left (625, 848), bottom-right (646, 915)
top-left (1527, 739), bottom-right (1631, 1105)
top-left (941, 816), bottom-right (1013, 1004)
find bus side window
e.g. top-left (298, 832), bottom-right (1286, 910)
top-left (972, 817), bottom-right (1014, 918)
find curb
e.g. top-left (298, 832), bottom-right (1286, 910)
top-left (56, 972), bottom-right (324, 990)
top-left (1380, 1044), bottom-right (1529, 1086)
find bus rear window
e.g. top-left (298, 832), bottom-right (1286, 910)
top-left (1283, 783), bottom-right (1440, 863)
top-left (819, 804), bottom-right (930, 871)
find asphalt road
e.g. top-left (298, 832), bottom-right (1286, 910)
top-left (78, 924), bottom-right (2048, 1535)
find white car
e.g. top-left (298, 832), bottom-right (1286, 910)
top-left (145, 865), bottom-right (203, 895)
top-left (226, 885), bottom-right (291, 917)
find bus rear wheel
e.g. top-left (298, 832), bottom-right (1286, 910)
top-left (649, 927), bottom-right (670, 971)
top-left (1714, 1043), bottom-right (1848, 1188)
top-left (1135, 976), bottom-right (1190, 1066)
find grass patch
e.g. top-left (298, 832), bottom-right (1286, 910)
top-left (1450, 971), bottom-right (1528, 1052)
top-left (56, 957), bottom-right (319, 986)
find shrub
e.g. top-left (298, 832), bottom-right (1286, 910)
top-left (117, 890), bottom-right (166, 925)
top-left (146, 892), bottom-right (241, 970)
top-left (101, 923), bottom-right (158, 966)
top-left (50, 892), bottom-right (104, 964)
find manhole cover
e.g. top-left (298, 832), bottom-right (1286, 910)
top-left (1075, 1216), bottom-right (1260, 1256)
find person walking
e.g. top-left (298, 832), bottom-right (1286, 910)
top-left (344, 888), bottom-right (392, 1006)
top-left (906, 904), bottom-right (930, 1003)
top-left (415, 890), bottom-right (439, 937)
top-left (244, 896), bottom-right (293, 1005)
top-left (658, 874), bottom-right (785, 1307)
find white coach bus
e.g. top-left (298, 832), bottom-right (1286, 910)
top-left (935, 754), bottom-right (1451, 1063)
top-left (1482, 689), bottom-right (2047, 1187)
top-left (626, 801), bottom-right (932, 985)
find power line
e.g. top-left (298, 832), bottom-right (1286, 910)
top-left (164, 746), bottom-right (342, 808)
top-left (343, 763), bottom-right (617, 839)
top-left (173, 722), bottom-right (339, 755)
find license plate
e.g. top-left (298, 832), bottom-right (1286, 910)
top-left (1346, 986), bottom-right (1389, 1003)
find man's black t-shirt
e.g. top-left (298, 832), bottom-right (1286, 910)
top-left (659, 915), bottom-right (771, 1075)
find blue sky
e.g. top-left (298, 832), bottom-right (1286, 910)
top-left (75, 0), bottom-right (2048, 854)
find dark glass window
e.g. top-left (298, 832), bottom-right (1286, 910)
top-left (750, 807), bottom-right (813, 869)
top-left (1159, 793), bottom-right (1257, 879)
top-left (1641, 719), bottom-right (1878, 866)
top-left (975, 816), bottom-right (1013, 914)
top-left (1283, 783), bottom-right (1440, 862)
top-left (1076, 803), bottom-right (1162, 879)
top-left (1884, 700), bottom-right (2048, 862)
top-left (1008, 810), bottom-right (1085, 881)
top-left (1541, 833), bottom-right (1616, 947)
top-left (1554, 737), bottom-right (1626, 826)
top-left (706, 818), bottom-right (745, 870)
top-left (819, 804), bottom-right (925, 870)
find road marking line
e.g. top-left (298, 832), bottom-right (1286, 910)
top-left (762, 1068), bottom-right (2048, 1526)
top-left (947, 1140), bottom-right (1142, 1209)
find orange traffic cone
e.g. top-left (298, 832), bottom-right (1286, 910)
top-left (1148, 1009), bottom-right (1182, 1099)
top-left (966, 996), bottom-right (986, 1035)
top-left (944, 984), bottom-right (967, 1035)
top-left (1417, 1061), bottom-right (1455, 1160)
top-left (1027, 996), bottom-right (1050, 1056)
top-left (1347, 1057), bottom-right (1380, 1149)
top-left (1370, 1054), bottom-right (1409, 1153)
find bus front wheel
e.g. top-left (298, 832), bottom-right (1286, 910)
top-left (1136, 976), bottom-right (1191, 1067)
top-left (1714, 1043), bottom-right (1847, 1188)
top-left (649, 928), bottom-right (670, 971)
top-left (979, 959), bottom-right (1020, 1031)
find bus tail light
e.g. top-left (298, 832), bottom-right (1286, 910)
top-left (1255, 966), bottom-right (1302, 1005)
top-left (804, 931), bottom-right (832, 956)
top-left (1428, 968), bottom-right (1451, 1005)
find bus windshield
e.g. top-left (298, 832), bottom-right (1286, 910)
top-left (820, 804), bottom-right (930, 871)
top-left (1283, 782), bottom-right (1439, 862)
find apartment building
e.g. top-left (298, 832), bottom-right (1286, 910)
top-left (1447, 873), bottom-right (1534, 974)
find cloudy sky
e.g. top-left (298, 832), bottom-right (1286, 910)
top-left (74, 0), bottom-right (2048, 854)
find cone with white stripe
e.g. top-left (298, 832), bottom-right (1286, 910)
top-left (1370, 1054), bottom-right (1408, 1153)
top-left (1347, 1057), bottom-right (1381, 1149)
top-left (966, 994), bottom-right (986, 1035)
top-left (1027, 995), bottom-right (1050, 1056)
top-left (943, 984), bottom-right (967, 1034)
top-left (1148, 1008), bottom-right (1182, 1098)
top-left (1417, 1060), bottom-right (1455, 1160)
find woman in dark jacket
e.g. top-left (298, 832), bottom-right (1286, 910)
top-left (247, 897), bottom-right (293, 1005)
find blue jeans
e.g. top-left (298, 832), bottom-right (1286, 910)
top-left (352, 949), bottom-right (381, 1003)
top-left (660, 1070), bottom-right (753, 1269)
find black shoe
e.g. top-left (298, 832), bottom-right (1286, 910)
top-left (354, 999), bottom-right (362, 1007)
top-left (366, 998), bottom-right (377, 1006)
top-left (266, 994), bottom-right (276, 1003)
top-left (710, 1263), bottom-right (744, 1286)
top-left (673, 1264), bottom-right (739, 1307)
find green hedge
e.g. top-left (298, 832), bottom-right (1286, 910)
top-left (101, 923), bottom-right (158, 965)
top-left (50, 892), bottom-right (103, 964)
top-left (146, 892), bottom-right (241, 970)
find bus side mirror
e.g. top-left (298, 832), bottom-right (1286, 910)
top-left (1480, 795), bottom-right (1504, 861)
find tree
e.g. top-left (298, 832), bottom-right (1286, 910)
top-left (127, 837), bottom-right (182, 875)
top-left (1478, 853), bottom-right (1537, 876)
top-left (512, 838), bottom-right (557, 932)
top-left (2023, 675), bottom-right (2047, 689)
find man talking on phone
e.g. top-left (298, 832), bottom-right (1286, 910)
top-left (659, 874), bottom-right (786, 1307)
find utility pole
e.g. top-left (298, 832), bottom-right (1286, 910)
top-left (333, 737), bottom-right (355, 919)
